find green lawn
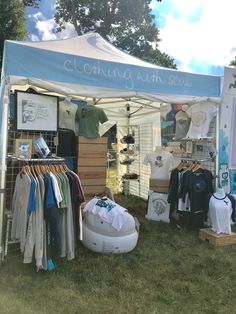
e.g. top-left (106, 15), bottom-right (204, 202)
top-left (1, 194), bottom-right (236, 314)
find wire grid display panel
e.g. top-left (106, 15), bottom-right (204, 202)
top-left (6, 130), bottom-right (58, 210)
top-left (129, 123), bottom-right (153, 199)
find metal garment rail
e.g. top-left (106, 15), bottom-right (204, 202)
top-left (179, 157), bottom-right (215, 163)
top-left (7, 154), bottom-right (65, 162)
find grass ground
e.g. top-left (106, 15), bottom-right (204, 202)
top-left (1, 194), bottom-right (236, 314)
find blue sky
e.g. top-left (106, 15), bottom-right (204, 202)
top-left (26, 0), bottom-right (236, 76)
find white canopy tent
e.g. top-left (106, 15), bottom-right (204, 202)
top-left (0, 32), bottom-right (222, 259)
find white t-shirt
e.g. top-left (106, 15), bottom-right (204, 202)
top-left (185, 103), bottom-right (217, 139)
top-left (208, 194), bottom-right (232, 234)
top-left (83, 197), bottom-right (127, 231)
top-left (143, 150), bottom-right (175, 179)
top-left (59, 100), bottom-right (79, 135)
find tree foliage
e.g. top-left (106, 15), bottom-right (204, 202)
top-left (55, 0), bottom-right (177, 69)
top-left (22, 0), bottom-right (41, 7)
top-left (230, 57), bottom-right (236, 67)
top-left (0, 0), bottom-right (27, 69)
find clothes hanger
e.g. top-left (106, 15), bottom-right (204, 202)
top-left (192, 162), bottom-right (202, 172)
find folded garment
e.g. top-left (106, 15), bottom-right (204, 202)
top-left (120, 158), bottom-right (135, 165)
top-left (120, 148), bottom-right (135, 155)
top-left (122, 173), bottom-right (139, 180)
top-left (120, 135), bottom-right (135, 144)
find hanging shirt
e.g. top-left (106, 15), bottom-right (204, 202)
top-left (208, 194), bottom-right (232, 234)
top-left (49, 172), bottom-right (63, 208)
top-left (76, 105), bottom-right (108, 139)
top-left (185, 102), bottom-right (217, 139)
top-left (143, 150), bottom-right (175, 179)
top-left (59, 100), bottom-right (78, 135)
top-left (179, 168), bottom-right (214, 212)
top-left (11, 172), bottom-right (31, 253)
top-left (84, 197), bottom-right (127, 231)
top-left (174, 110), bottom-right (191, 140)
top-left (27, 175), bottom-right (37, 214)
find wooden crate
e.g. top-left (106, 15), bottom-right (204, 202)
top-left (78, 157), bottom-right (107, 167)
top-left (199, 228), bottom-right (236, 247)
top-left (77, 136), bottom-right (108, 199)
top-left (78, 167), bottom-right (107, 179)
top-left (78, 144), bottom-right (107, 158)
top-left (149, 179), bottom-right (169, 193)
top-left (78, 136), bottom-right (108, 144)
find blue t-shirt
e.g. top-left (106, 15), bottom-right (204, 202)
top-left (27, 175), bottom-right (36, 214)
top-left (43, 174), bottom-right (56, 208)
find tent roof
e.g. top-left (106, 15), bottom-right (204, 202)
top-left (2, 33), bottom-right (221, 101)
top-left (11, 33), bottom-right (164, 69)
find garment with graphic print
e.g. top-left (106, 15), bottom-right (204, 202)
top-left (185, 103), bottom-right (217, 139)
top-left (59, 100), bottom-right (78, 135)
top-left (174, 110), bottom-right (191, 140)
top-left (208, 194), bottom-right (232, 234)
top-left (179, 169), bottom-right (214, 212)
top-left (83, 197), bottom-right (127, 231)
top-left (143, 150), bottom-right (175, 179)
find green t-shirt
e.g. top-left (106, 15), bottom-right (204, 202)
top-left (76, 105), bottom-right (108, 139)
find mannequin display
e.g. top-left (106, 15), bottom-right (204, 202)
top-left (174, 109), bottom-right (191, 140)
top-left (208, 187), bottom-right (233, 234)
top-left (143, 146), bottom-right (175, 180)
top-left (185, 102), bottom-right (217, 139)
top-left (76, 100), bottom-right (108, 139)
top-left (59, 97), bottom-right (79, 135)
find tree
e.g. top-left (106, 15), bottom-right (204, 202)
top-left (230, 57), bottom-right (236, 67)
top-left (55, 0), bottom-right (177, 69)
top-left (0, 0), bottom-right (27, 70)
top-left (22, 0), bottom-right (41, 7)
top-left (0, 0), bottom-right (41, 71)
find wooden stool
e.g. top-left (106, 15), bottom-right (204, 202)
top-left (199, 228), bottom-right (236, 247)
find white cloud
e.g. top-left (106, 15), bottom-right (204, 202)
top-left (30, 11), bottom-right (77, 41)
top-left (156, 0), bottom-right (236, 74)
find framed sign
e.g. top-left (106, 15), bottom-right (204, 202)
top-left (15, 139), bottom-right (32, 159)
top-left (15, 91), bottom-right (59, 131)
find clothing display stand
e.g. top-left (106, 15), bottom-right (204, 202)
top-left (118, 105), bottom-right (140, 196)
top-left (77, 136), bottom-right (108, 200)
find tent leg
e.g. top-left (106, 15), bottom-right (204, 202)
top-left (0, 79), bottom-right (10, 262)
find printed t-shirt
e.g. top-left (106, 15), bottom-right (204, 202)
top-left (84, 197), bottom-right (127, 231)
top-left (76, 105), bottom-right (108, 139)
top-left (143, 150), bottom-right (175, 179)
top-left (185, 103), bottom-right (217, 139)
top-left (174, 110), bottom-right (191, 140)
top-left (59, 100), bottom-right (78, 135)
top-left (208, 194), bottom-right (232, 234)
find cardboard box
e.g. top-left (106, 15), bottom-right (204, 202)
top-left (149, 179), bottom-right (169, 193)
top-left (199, 228), bottom-right (236, 246)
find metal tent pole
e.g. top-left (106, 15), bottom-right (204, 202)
top-left (0, 78), bottom-right (10, 261)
